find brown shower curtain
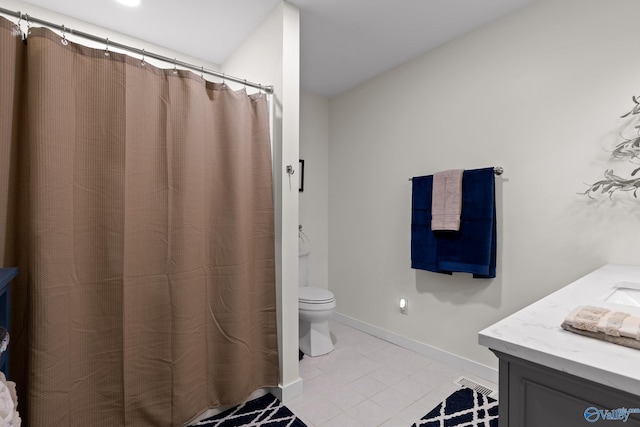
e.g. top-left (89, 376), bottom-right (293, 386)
top-left (0, 17), bottom-right (279, 427)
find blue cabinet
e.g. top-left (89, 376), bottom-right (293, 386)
top-left (0, 268), bottom-right (16, 378)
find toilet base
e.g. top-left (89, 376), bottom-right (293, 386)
top-left (299, 318), bottom-right (334, 357)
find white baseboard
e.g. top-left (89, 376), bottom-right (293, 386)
top-left (332, 312), bottom-right (498, 385)
top-left (270, 376), bottom-right (303, 403)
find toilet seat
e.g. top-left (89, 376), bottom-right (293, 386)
top-left (299, 287), bottom-right (335, 304)
top-left (299, 287), bottom-right (335, 311)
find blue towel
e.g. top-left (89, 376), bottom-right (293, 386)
top-left (411, 167), bottom-right (496, 278)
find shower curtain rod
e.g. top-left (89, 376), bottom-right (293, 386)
top-left (408, 166), bottom-right (504, 181)
top-left (0, 7), bottom-right (274, 94)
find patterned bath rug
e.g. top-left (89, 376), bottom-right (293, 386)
top-left (189, 393), bottom-right (307, 427)
top-left (412, 387), bottom-right (499, 427)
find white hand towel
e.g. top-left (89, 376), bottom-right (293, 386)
top-left (565, 305), bottom-right (609, 333)
top-left (619, 315), bottom-right (640, 340)
top-left (431, 169), bottom-right (463, 231)
top-left (596, 311), bottom-right (629, 337)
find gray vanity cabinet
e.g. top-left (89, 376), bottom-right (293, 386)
top-left (494, 350), bottom-right (640, 426)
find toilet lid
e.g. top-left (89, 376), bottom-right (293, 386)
top-left (299, 287), bottom-right (335, 304)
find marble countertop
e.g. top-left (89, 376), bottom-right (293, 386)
top-left (479, 264), bottom-right (640, 396)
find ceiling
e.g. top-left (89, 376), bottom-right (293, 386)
top-left (17, 0), bottom-right (535, 97)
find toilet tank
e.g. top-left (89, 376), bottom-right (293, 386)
top-left (298, 250), bottom-right (310, 287)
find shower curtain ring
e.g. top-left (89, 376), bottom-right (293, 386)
top-left (140, 49), bottom-right (146, 66)
top-left (61, 25), bottom-right (68, 45)
top-left (173, 58), bottom-right (178, 75)
top-left (201, 66), bottom-right (205, 80)
top-left (104, 38), bottom-right (110, 57)
top-left (14, 12), bottom-right (24, 38)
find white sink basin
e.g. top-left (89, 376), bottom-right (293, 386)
top-left (604, 282), bottom-right (640, 307)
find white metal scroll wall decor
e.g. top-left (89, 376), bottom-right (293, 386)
top-left (582, 96), bottom-right (640, 198)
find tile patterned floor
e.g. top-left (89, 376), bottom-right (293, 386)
top-left (286, 319), bottom-right (498, 427)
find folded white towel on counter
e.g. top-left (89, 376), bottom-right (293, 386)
top-left (619, 315), bottom-right (640, 340)
top-left (431, 169), bottom-right (463, 231)
top-left (562, 305), bottom-right (640, 350)
top-left (564, 305), bottom-right (609, 333)
top-left (596, 310), bottom-right (630, 337)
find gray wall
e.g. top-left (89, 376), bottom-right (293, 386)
top-left (327, 0), bottom-right (640, 368)
top-left (300, 92), bottom-right (330, 289)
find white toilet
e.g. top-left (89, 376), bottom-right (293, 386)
top-left (298, 250), bottom-right (336, 356)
